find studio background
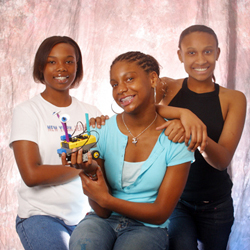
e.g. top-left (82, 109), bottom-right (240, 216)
top-left (0, 0), bottom-right (249, 249)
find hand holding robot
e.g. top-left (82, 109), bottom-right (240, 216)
top-left (55, 112), bottom-right (100, 180)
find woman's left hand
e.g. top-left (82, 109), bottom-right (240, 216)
top-left (79, 166), bottom-right (110, 205)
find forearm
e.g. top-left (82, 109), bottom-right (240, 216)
top-left (88, 198), bottom-right (112, 218)
top-left (84, 163), bottom-right (190, 225)
top-left (200, 137), bottom-right (232, 171)
top-left (156, 104), bottom-right (184, 119)
top-left (12, 140), bottom-right (82, 187)
top-left (21, 164), bottom-right (81, 187)
top-left (100, 195), bottom-right (172, 225)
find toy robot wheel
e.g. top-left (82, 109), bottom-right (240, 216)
top-left (91, 150), bottom-right (100, 159)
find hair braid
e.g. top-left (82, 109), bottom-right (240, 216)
top-left (111, 51), bottom-right (160, 76)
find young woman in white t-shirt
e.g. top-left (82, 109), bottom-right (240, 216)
top-left (9, 36), bottom-right (101, 250)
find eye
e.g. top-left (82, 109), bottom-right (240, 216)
top-left (110, 81), bottom-right (118, 88)
top-left (188, 51), bottom-right (195, 55)
top-left (66, 60), bottom-right (75, 64)
top-left (47, 60), bottom-right (56, 64)
top-left (204, 50), bottom-right (212, 54)
top-left (126, 77), bottom-right (133, 82)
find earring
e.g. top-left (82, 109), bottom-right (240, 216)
top-left (154, 87), bottom-right (157, 103)
top-left (111, 100), bottom-right (123, 114)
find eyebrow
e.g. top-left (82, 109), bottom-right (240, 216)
top-left (186, 45), bottom-right (214, 50)
top-left (47, 55), bottom-right (75, 58)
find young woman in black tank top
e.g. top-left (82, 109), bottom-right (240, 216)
top-left (156, 25), bottom-right (246, 250)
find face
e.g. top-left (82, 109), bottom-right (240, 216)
top-left (110, 61), bottom-right (157, 113)
top-left (43, 43), bottom-right (77, 92)
top-left (178, 31), bottom-right (220, 83)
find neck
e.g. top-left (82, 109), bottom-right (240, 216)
top-left (122, 109), bottom-right (157, 127)
top-left (187, 76), bottom-right (215, 93)
top-left (121, 111), bottom-right (158, 145)
top-left (41, 89), bottom-right (72, 107)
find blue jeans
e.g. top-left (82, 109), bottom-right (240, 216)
top-left (69, 213), bottom-right (169, 250)
top-left (16, 215), bottom-right (76, 250)
top-left (168, 197), bottom-right (234, 250)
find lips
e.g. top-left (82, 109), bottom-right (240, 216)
top-left (119, 95), bottom-right (135, 106)
top-left (53, 75), bottom-right (70, 83)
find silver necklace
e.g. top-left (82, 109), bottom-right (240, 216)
top-left (122, 113), bottom-right (158, 145)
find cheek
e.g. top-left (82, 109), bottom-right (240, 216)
top-left (112, 89), bottom-right (117, 99)
top-left (43, 71), bottom-right (50, 81)
top-left (73, 66), bottom-right (78, 74)
top-left (69, 66), bottom-right (77, 76)
top-left (43, 66), bottom-right (52, 77)
top-left (182, 58), bottom-right (194, 69)
top-left (183, 60), bottom-right (191, 71)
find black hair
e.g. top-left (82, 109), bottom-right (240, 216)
top-left (110, 51), bottom-right (160, 76)
top-left (178, 24), bottom-right (219, 49)
top-left (33, 36), bottom-right (83, 88)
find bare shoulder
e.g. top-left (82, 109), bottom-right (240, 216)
top-left (219, 85), bottom-right (246, 120)
top-left (157, 77), bottom-right (184, 105)
top-left (219, 85), bottom-right (246, 104)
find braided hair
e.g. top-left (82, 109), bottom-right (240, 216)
top-left (110, 51), bottom-right (160, 76)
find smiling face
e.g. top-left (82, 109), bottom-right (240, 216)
top-left (178, 31), bottom-right (220, 84)
top-left (43, 43), bottom-right (77, 93)
top-left (110, 61), bottom-right (157, 114)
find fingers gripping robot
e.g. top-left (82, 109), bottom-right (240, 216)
top-left (54, 112), bottom-right (100, 163)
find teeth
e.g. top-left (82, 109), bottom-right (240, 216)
top-left (54, 76), bottom-right (68, 80)
top-left (195, 68), bottom-right (208, 72)
top-left (121, 96), bottom-right (133, 102)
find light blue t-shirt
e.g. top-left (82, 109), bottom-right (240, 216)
top-left (94, 115), bottom-right (194, 228)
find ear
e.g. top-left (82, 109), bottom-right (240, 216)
top-left (216, 47), bottom-right (221, 61)
top-left (150, 71), bottom-right (159, 88)
top-left (177, 49), bottom-right (183, 63)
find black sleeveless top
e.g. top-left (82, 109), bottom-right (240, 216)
top-left (169, 78), bottom-right (232, 202)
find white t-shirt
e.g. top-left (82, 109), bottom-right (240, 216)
top-left (122, 161), bottom-right (145, 187)
top-left (9, 94), bottom-right (102, 225)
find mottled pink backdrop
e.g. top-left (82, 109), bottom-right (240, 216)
top-left (0, 0), bottom-right (249, 249)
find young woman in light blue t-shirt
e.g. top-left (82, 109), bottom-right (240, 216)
top-left (63, 51), bottom-right (196, 250)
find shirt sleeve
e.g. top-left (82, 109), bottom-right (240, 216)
top-left (166, 141), bottom-right (195, 167)
top-left (9, 104), bottom-right (39, 147)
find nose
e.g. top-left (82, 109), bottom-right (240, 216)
top-left (196, 53), bottom-right (207, 65)
top-left (118, 82), bottom-right (128, 94)
top-left (57, 62), bottom-right (67, 72)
